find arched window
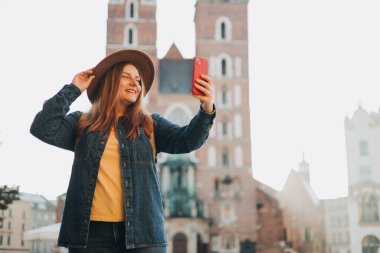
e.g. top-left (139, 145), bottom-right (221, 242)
top-left (124, 24), bottom-right (138, 47)
top-left (223, 234), bottom-right (235, 249)
top-left (222, 149), bottom-right (229, 168)
top-left (165, 103), bottom-right (192, 126)
top-left (197, 233), bottom-right (206, 253)
top-left (232, 178), bottom-right (241, 197)
top-left (234, 84), bottom-right (241, 107)
top-left (128, 29), bottom-right (133, 44)
top-left (126, 0), bottom-right (138, 20)
top-left (221, 59), bottom-right (227, 77)
top-left (222, 119), bottom-right (228, 137)
top-left (221, 22), bottom-right (226, 39)
top-left (234, 114), bottom-right (242, 138)
top-left (361, 196), bottom-right (379, 223)
top-left (362, 235), bottom-right (380, 253)
top-left (222, 87), bottom-right (228, 105)
top-left (130, 2), bottom-right (135, 18)
top-left (215, 17), bottom-right (232, 41)
top-left (214, 178), bottom-right (220, 197)
top-left (240, 239), bottom-right (255, 253)
top-left (235, 146), bottom-right (243, 168)
top-left (208, 147), bottom-right (216, 168)
top-left (173, 233), bottom-right (187, 253)
top-left (218, 54), bottom-right (233, 78)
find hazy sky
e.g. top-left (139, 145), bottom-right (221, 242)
top-left (1, 0), bottom-right (379, 200)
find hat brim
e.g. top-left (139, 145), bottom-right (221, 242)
top-left (87, 49), bottom-right (155, 103)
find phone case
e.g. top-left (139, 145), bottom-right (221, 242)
top-left (192, 56), bottom-right (209, 96)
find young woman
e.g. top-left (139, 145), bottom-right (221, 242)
top-left (30, 49), bottom-right (216, 253)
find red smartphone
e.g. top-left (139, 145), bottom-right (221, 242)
top-left (192, 56), bottom-right (209, 96)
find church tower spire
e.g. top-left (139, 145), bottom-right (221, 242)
top-left (298, 152), bottom-right (311, 184)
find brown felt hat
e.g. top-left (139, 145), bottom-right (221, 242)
top-left (87, 49), bottom-right (155, 103)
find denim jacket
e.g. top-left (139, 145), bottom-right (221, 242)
top-left (30, 84), bottom-right (216, 249)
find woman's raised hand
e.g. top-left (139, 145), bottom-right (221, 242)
top-left (191, 74), bottom-right (215, 113)
top-left (72, 68), bottom-right (95, 92)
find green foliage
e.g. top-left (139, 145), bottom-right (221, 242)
top-left (0, 185), bottom-right (20, 210)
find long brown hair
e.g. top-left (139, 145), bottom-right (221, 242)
top-left (77, 62), bottom-right (154, 139)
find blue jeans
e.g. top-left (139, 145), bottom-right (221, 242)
top-left (68, 221), bottom-right (167, 253)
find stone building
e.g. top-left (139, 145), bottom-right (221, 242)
top-left (281, 158), bottom-right (325, 253)
top-left (345, 106), bottom-right (380, 253)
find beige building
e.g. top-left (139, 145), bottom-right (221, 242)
top-left (107, 0), bottom-right (257, 252)
top-left (0, 200), bottom-right (30, 253)
top-left (345, 106), bottom-right (380, 253)
top-left (321, 198), bottom-right (350, 253)
top-left (0, 193), bottom-right (56, 253)
top-left (281, 158), bottom-right (325, 253)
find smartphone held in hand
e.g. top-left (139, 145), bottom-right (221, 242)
top-left (192, 56), bottom-right (209, 96)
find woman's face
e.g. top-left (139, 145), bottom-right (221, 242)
top-left (116, 64), bottom-right (142, 106)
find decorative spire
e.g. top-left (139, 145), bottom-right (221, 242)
top-left (298, 152), bottom-right (310, 184)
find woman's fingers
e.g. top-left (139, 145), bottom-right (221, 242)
top-left (72, 68), bottom-right (96, 92)
top-left (88, 75), bottom-right (95, 82)
top-left (194, 83), bottom-right (211, 96)
top-left (195, 78), bottom-right (212, 89)
top-left (79, 68), bottom-right (94, 77)
top-left (192, 74), bottom-right (214, 110)
top-left (200, 74), bottom-right (211, 82)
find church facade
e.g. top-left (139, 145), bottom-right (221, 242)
top-left (345, 106), bottom-right (380, 253)
top-left (107, 1), bottom-right (256, 252)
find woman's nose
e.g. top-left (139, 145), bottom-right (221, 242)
top-left (129, 78), bottom-right (138, 86)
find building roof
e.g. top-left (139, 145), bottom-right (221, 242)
top-left (345, 105), bottom-right (380, 128)
top-left (20, 192), bottom-right (56, 211)
top-left (163, 43), bottom-right (184, 60)
top-left (282, 169), bottom-right (320, 207)
top-left (255, 179), bottom-right (279, 200)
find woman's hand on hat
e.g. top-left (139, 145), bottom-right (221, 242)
top-left (72, 68), bottom-right (95, 92)
top-left (191, 74), bottom-right (215, 113)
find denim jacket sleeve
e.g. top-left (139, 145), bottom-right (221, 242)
top-left (151, 104), bottom-right (216, 154)
top-left (30, 84), bottom-right (83, 151)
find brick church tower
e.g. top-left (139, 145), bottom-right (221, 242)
top-left (194, 1), bottom-right (256, 253)
top-left (106, 0), bottom-right (256, 252)
top-left (107, 0), bottom-right (159, 104)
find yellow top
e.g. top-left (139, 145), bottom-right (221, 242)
top-left (90, 128), bottom-right (125, 221)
